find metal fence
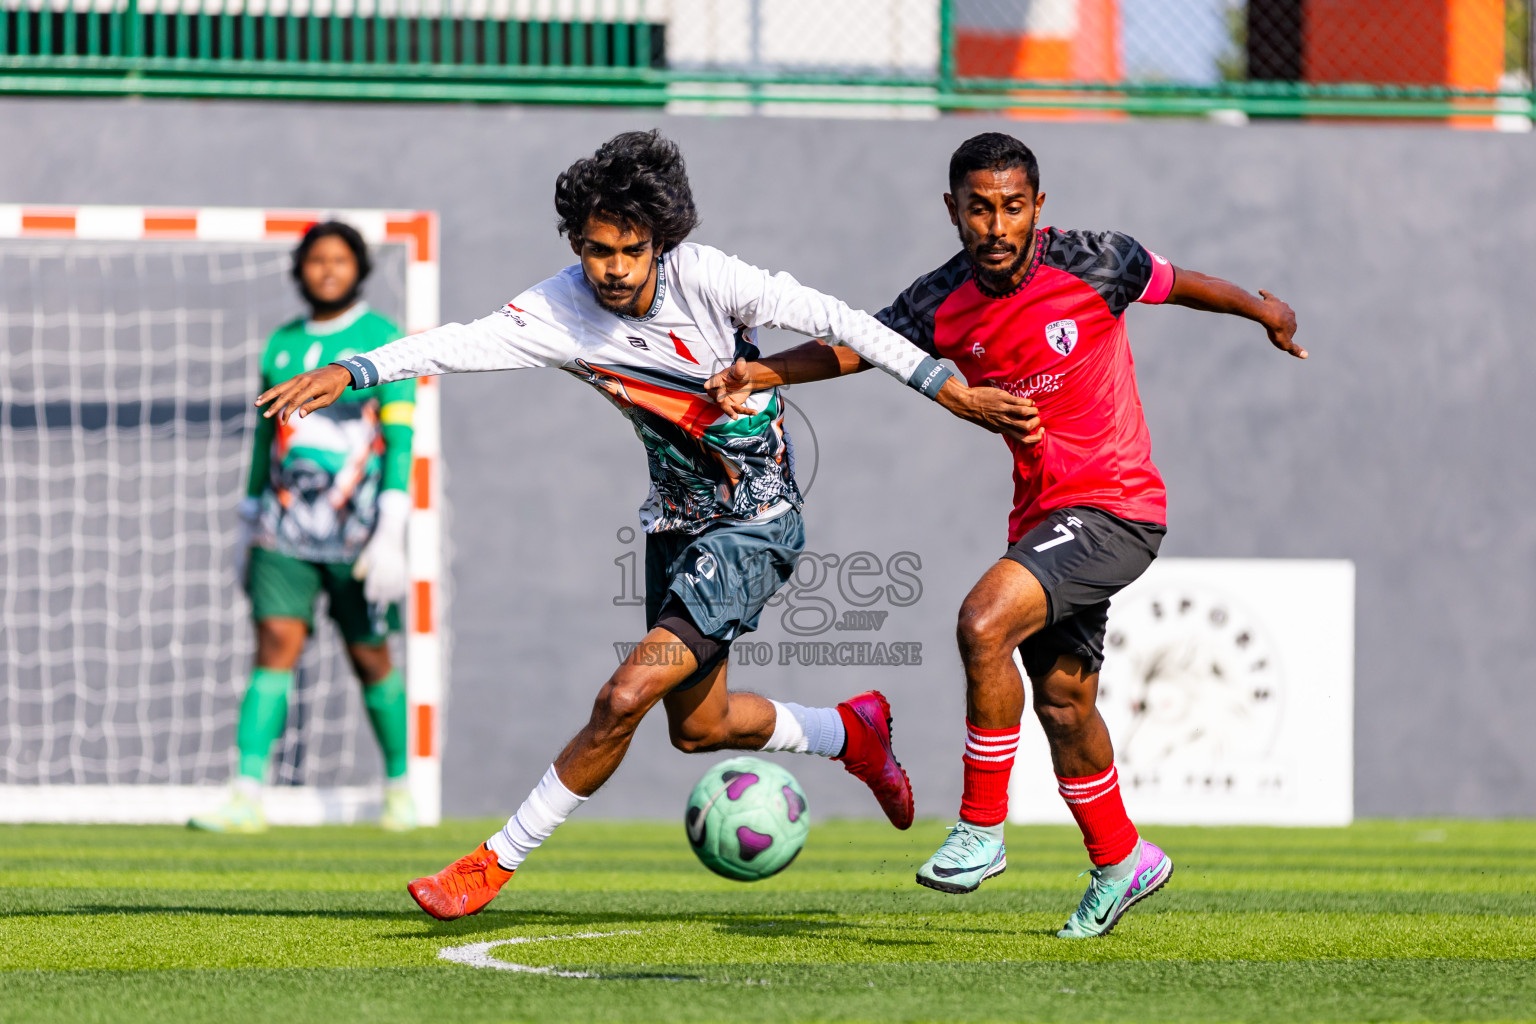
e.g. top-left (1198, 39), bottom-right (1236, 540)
top-left (0, 1), bottom-right (1530, 121)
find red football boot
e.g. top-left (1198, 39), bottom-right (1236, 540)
top-left (835, 690), bottom-right (915, 830)
top-left (407, 843), bottom-right (515, 920)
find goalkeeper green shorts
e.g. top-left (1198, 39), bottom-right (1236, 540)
top-left (246, 546), bottom-right (400, 646)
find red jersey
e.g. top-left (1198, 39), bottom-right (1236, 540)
top-left (876, 228), bottom-right (1175, 543)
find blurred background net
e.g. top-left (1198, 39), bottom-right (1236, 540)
top-left (0, 238), bottom-right (408, 789)
top-left (0, 0), bottom-right (1529, 117)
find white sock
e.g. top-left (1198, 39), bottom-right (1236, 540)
top-left (485, 764), bottom-right (587, 871)
top-left (763, 700), bottom-right (846, 758)
top-left (233, 775), bottom-right (261, 801)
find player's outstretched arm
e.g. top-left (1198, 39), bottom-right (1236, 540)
top-left (707, 340), bottom-right (1042, 445)
top-left (932, 378), bottom-right (1043, 444)
top-left (1166, 268), bottom-right (1305, 359)
top-left (258, 287), bottom-right (581, 424)
top-left (703, 249), bottom-right (958, 397)
top-left (706, 340), bottom-right (868, 416)
top-left (256, 364), bottom-right (351, 424)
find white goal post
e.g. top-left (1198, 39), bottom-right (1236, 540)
top-left (0, 204), bottom-right (446, 825)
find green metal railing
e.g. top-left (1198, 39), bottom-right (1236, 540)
top-left (0, 1), bottom-right (1531, 121)
top-left (0, 5), bottom-right (660, 74)
top-left (0, 0), bottom-right (665, 105)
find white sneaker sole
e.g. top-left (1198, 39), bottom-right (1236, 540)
top-left (914, 854), bottom-right (1007, 895)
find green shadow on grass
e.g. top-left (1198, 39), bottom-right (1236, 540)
top-left (386, 908), bottom-right (877, 941)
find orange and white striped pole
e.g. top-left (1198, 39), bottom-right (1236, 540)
top-left (405, 372), bottom-right (445, 827)
top-left (385, 209), bottom-right (445, 828)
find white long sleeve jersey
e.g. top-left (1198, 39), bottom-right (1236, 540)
top-left (336, 242), bottom-right (954, 535)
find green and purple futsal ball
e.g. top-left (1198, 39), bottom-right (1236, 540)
top-left (685, 756), bottom-right (809, 881)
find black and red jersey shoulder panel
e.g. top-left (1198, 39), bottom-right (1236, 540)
top-left (874, 249), bottom-right (972, 357)
top-left (1041, 228), bottom-right (1156, 319)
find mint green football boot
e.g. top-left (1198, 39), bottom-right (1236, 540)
top-left (1056, 839), bottom-right (1173, 938)
top-left (915, 822), bottom-right (1007, 894)
top-left (188, 789), bottom-right (266, 834)
top-left (381, 786), bottom-right (418, 832)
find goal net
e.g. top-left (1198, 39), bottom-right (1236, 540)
top-left (0, 206), bottom-right (445, 824)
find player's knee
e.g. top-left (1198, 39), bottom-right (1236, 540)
top-left (348, 644), bottom-right (392, 685)
top-left (667, 700), bottom-right (733, 752)
top-left (668, 724), bottom-right (723, 755)
top-left (255, 619), bottom-right (306, 668)
top-left (956, 600), bottom-right (1013, 662)
top-left (596, 682), bottom-right (650, 731)
top-left (1033, 698), bottom-right (1086, 738)
top-left (1032, 673), bottom-right (1093, 737)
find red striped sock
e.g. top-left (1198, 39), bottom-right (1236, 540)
top-left (959, 720), bottom-right (1019, 827)
top-left (1057, 764), bottom-right (1139, 866)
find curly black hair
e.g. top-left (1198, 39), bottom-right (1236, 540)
top-left (948, 132), bottom-right (1040, 196)
top-left (290, 220), bottom-right (372, 285)
top-left (555, 130), bottom-right (699, 252)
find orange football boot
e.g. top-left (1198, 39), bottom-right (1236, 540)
top-left (407, 843), bottom-right (514, 920)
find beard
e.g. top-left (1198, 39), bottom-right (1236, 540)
top-left (592, 285), bottom-right (641, 315)
top-left (589, 258), bottom-right (658, 316)
top-left (961, 216), bottom-right (1038, 296)
top-left (301, 280), bottom-right (362, 318)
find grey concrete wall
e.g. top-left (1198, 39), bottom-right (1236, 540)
top-left (2, 98), bottom-right (1532, 818)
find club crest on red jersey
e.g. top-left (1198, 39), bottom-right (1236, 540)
top-left (1045, 318), bottom-right (1079, 357)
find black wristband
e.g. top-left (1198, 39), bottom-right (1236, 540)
top-left (906, 356), bottom-right (954, 400)
top-left (332, 355), bottom-right (380, 390)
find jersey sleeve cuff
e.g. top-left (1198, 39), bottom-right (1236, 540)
top-left (332, 355), bottom-right (380, 390)
top-left (906, 356), bottom-right (954, 400)
top-left (1136, 250), bottom-right (1176, 305)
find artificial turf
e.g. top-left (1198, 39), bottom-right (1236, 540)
top-left (1, 818), bottom-right (1532, 1023)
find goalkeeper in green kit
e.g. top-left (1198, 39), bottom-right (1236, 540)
top-left (190, 221), bottom-right (417, 833)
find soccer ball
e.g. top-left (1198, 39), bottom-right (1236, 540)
top-left (684, 756), bottom-right (809, 881)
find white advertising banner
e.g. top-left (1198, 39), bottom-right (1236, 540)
top-left (1009, 558), bottom-right (1355, 827)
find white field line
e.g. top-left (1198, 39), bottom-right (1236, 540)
top-left (437, 930), bottom-right (643, 977)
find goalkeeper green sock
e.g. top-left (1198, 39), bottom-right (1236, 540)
top-left (363, 669), bottom-right (409, 780)
top-left (236, 667), bottom-right (293, 781)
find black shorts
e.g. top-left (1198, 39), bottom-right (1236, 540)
top-left (1003, 506), bottom-right (1164, 679)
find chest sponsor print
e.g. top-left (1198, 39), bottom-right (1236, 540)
top-left (1045, 318), bottom-right (1079, 357)
top-left (1002, 372), bottom-right (1065, 399)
